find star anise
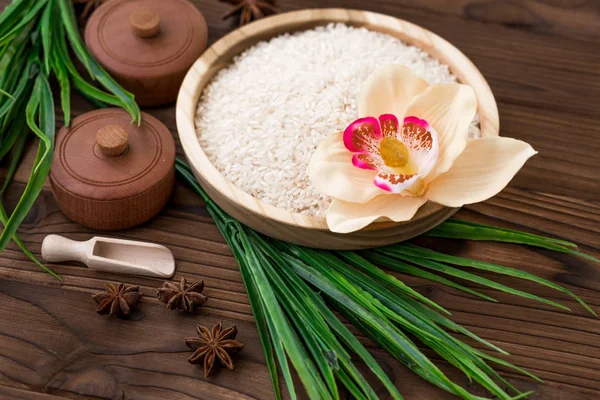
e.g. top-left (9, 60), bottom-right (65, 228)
top-left (156, 277), bottom-right (208, 313)
top-left (185, 322), bottom-right (244, 377)
top-left (220, 0), bottom-right (279, 26)
top-left (92, 283), bottom-right (143, 317)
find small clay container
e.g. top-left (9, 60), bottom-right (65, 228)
top-left (85, 0), bottom-right (208, 107)
top-left (50, 109), bottom-right (176, 230)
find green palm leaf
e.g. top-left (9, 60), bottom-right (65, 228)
top-left (429, 220), bottom-right (599, 263)
top-left (0, 72), bottom-right (54, 254)
top-left (0, 0), bottom-right (142, 277)
top-left (364, 251), bottom-right (498, 302)
top-left (57, 0), bottom-right (141, 124)
top-left (390, 243), bottom-right (595, 316)
top-left (177, 158), bottom-right (595, 400)
top-left (379, 248), bottom-right (570, 310)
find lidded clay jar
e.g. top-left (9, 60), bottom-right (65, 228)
top-left (85, 0), bottom-right (208, 106)
top-left (50, 109), bottom-right (176, 230)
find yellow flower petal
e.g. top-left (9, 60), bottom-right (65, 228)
top-left (358, 65), bottom-right (429, 118)
top-left (326, 195), bottom-right (427, 234)
top-left (426, 137), bottom-right (537, 207)
top-left (308, 132), bottom-right (384, 203)
top-left (403, 83), bottom-right (478, 182)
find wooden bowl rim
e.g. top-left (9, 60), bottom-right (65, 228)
top-left (176, 8), bottom-right (499, 232)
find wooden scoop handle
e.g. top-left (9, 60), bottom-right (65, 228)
top-left (41, 234), bottom-right (90, 263)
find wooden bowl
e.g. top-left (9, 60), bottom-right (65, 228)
top-left (176, 9), bottom-right (499, 250)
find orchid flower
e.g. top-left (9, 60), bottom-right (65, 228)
top-left (308, 65), bottom-right (536, 233)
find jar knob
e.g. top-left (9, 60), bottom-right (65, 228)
top-left (97, 125), bottom-right (129, 156)
top-left (129, 8), bottom-right (161, 39)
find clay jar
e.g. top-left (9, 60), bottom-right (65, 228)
top-left (85, 0), bottom-right (208, 107)
top-left (50, 109), bottom-right (176, 230)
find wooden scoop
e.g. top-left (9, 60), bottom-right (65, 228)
top-left (41, 235), bottom-right (175, 278)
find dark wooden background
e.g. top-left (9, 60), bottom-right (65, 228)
top-left (1, 0), bottom-right (599, 399)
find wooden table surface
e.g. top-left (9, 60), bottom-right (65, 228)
top-left (1, 0), bottom-right (599, 399)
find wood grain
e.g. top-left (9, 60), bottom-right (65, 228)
top-left (96, 125), bottom-right (129, 156)
top-left (1, 0), bottom-right (599, 399)
top-left (177, 8), bottom-right (499, 250)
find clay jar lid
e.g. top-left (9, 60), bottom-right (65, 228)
top-left (85, 0), bottom-right (208, 107)
top-left (50, 109), bottom-right (176, 230)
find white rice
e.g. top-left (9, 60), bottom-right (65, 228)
top-left (196, 23), bottom-right (480, 218)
